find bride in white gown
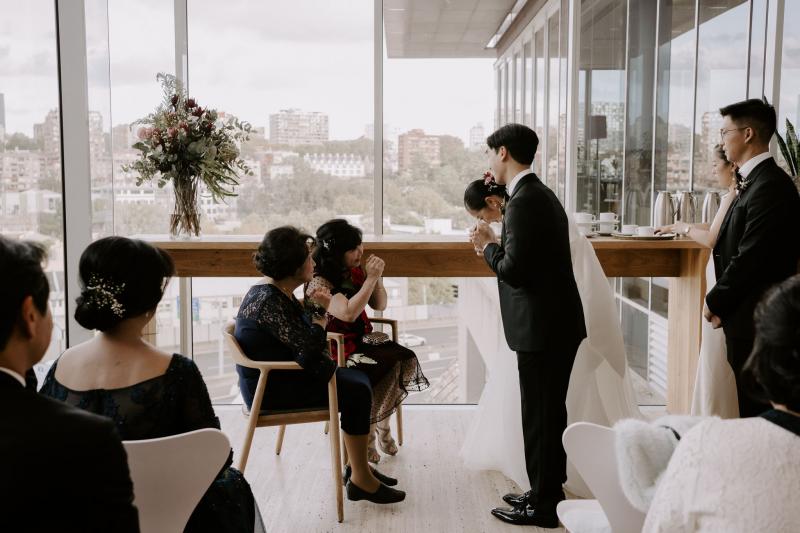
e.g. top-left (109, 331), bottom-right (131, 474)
top-left (657, 144), bottom-right (739, 418)
top-left (460, 177), bottom-right (641, 498)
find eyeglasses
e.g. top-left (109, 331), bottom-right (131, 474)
top-left (719, 127), bottom-right (748, 141)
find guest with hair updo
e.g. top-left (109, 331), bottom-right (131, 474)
top-left (643, 274), bottom-right (800, 532)
top-left (41, 236), bottom-right (264, 533)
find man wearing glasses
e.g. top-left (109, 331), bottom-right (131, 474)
top-left (706, 98), bottom-right (800, 417)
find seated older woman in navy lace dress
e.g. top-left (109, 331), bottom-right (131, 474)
top-left (40, 237), bottom-right (264, 533)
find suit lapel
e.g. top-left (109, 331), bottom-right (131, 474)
top-left (716, 193), bottom-right (740, 247)
top-left (716, 159), bottom-right (773, 246)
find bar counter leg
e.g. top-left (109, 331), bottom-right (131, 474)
top-left (667, 248), bottom-right (708, 414)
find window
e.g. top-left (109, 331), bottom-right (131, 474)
top-left (576, 0), bottom-right (627, 216)
top-left (0, 0), bottom-right (66, 364)
top-left (692, 1), bottom-right (749, 194)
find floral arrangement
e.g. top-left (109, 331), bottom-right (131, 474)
top-left (122, 73), bottom-right (253, 237)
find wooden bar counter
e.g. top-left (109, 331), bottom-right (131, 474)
top-left (150, 235), bottom-right (708, 414)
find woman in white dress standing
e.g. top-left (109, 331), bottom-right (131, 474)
top-left (460, 175), bottom-right (641, 498)
top-left (657, 144), bottom-right (739, 418)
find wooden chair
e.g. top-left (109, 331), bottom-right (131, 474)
top-left (123, 428), bottom-right (230, 533)
top-left (222, 321), bottom-right (345, 522)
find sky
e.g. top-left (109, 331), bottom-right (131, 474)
top-left (1, 0), bottom-right (799, 141)
top-left (0, 0), bottom-right (494, 144)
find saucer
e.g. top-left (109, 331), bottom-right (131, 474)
top-left (611, 232), bottom-right (676, 240)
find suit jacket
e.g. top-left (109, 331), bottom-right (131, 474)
top-left (707, 157), bottom-right (800, 339)
top-left (484, 172), bottom-right (587, 352)
top-left (0, 371), bottom-right (139, 532)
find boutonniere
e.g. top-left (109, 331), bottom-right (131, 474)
top-left (735, 169), bottom-right (753, 193)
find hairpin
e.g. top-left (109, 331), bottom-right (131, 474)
top-left (84, 274), bottom-right (126, 317)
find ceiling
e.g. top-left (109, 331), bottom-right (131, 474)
top-left (384, 0), bottom-right (517, 58)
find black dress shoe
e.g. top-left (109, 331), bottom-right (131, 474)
top-left (343, 464), bottom-right (398, 486)
top-left (490, 504), bottom-right (559, 528)
top-left (502, 490), bottom-right (533, 508)
top-left (346, 480), bottom-right (406, 504)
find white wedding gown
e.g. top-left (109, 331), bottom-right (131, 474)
top-left (690, 194), bottom-right (739, 418)
top-left (460, 216), bottom-right (641, 498)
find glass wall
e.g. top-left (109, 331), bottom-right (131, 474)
top-left (777, 0), bottom-right (800, 164)
top-left (576, 0), bottom-right (627, 216)
top-left (0, 0), bottom-right (67, 366)
top-left (692, 1), bottom-right (749, 194)
top-left (382, 3), bottom-right (493, 237)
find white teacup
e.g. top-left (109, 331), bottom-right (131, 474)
top-left (598, 221), bottom-right (616, 233)
top-left (574, 212), bottom-right (595, 224)
top-left (598, 212), bottom-right (617, 222)
top-left (621, 224), bottom-right (637, 235)
top-left (637, 226), bottom-right (655, 236)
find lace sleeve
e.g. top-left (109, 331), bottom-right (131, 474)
top-left (173, 356), bottom-right (221, 433)
top-left (258, 292), bottom-right (336, 383)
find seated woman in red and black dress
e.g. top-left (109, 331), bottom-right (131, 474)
top-left (306, 219), bottom-right (429, 463)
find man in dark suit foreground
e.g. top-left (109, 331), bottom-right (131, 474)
top-left (0, 235), bottom-right (139, 532)
top-left (471, 124), bottom-right (586, 528)
top-left (706, 99), bottom-right (800, 417)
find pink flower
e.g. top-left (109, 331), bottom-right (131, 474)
top-left (483, 170), bottom-right (495, 186)
top-left (192, 107), bottom-right (204, 117)
top-left (167, 127), bottom-right (178, 138)
top-left (137, 127), bottom-right (149, 140)
top-left (186, 98), bottom-right (196, 109)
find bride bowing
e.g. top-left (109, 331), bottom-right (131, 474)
top-left (460, 175), bottom-right (641, 497)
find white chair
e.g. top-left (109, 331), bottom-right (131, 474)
top-left (123, 428), bottom-right (230, 533)
top-left (557, 422), bottom-right (646, 533)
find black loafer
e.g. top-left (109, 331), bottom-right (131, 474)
top-left (343, 464), bottom-right (398, 486)
top-left (346, 480), bottom-right (405, 504)
top-left (490, 504), bottom-right (559, 528)
top-left (502, 490), bottom-right (533, 508)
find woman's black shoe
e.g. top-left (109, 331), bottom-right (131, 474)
top-left (343, 464), bottom-right (398, 486)
top-left (346, 480), bottom-right (406, 504)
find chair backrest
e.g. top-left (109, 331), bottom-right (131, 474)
top-left (563, 422), bottom-right (646, 533)
top-left (224, 320), bottom-right (255, 368)
top-left (124, 428), bottom-right (230, 533)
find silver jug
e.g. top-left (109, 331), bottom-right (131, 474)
top-left (653, 191), bottom-right (675, 227)
top-left (676, 191), bottom-right (696, 224)
top-left (701, 191), bottom-right (721, 224)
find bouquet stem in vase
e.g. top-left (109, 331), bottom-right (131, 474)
top-left (170, 176), bottom-right (201, 239)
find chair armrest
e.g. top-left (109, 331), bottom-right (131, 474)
top-left (369, 317), bottom-right (398, 342)
top-left (327, 332), bottom-right (346, 367)
top-left (240, 360), bottom-right (303, 371)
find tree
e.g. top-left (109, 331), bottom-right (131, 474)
top-left (3, 132), bottom-right (41, 151)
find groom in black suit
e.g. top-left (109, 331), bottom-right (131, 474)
top-left (0, 236), bottom-right (139, 532)
top-left (705, 99), bottom-right (800, 417)
top-left (471, 124), bottom-right (586, 528)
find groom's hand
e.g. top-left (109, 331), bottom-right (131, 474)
top-left (470, 220), bottom-right (497, 253)
top-left (703, 304), bottom-right (722, 329)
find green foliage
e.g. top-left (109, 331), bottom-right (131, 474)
top-left (122, 73), bottom-right (253, 202)
top-left (2, 132), bottom-right (41, 151)
top-left (776, 118), bottom-right (799, 176)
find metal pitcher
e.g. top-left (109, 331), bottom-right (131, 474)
top-left (653, 191), bottom-right (675, 227)
top-left (676, 191), bottom-right (696, 224)
top-left (701, 191), bottom-right (721, 224)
